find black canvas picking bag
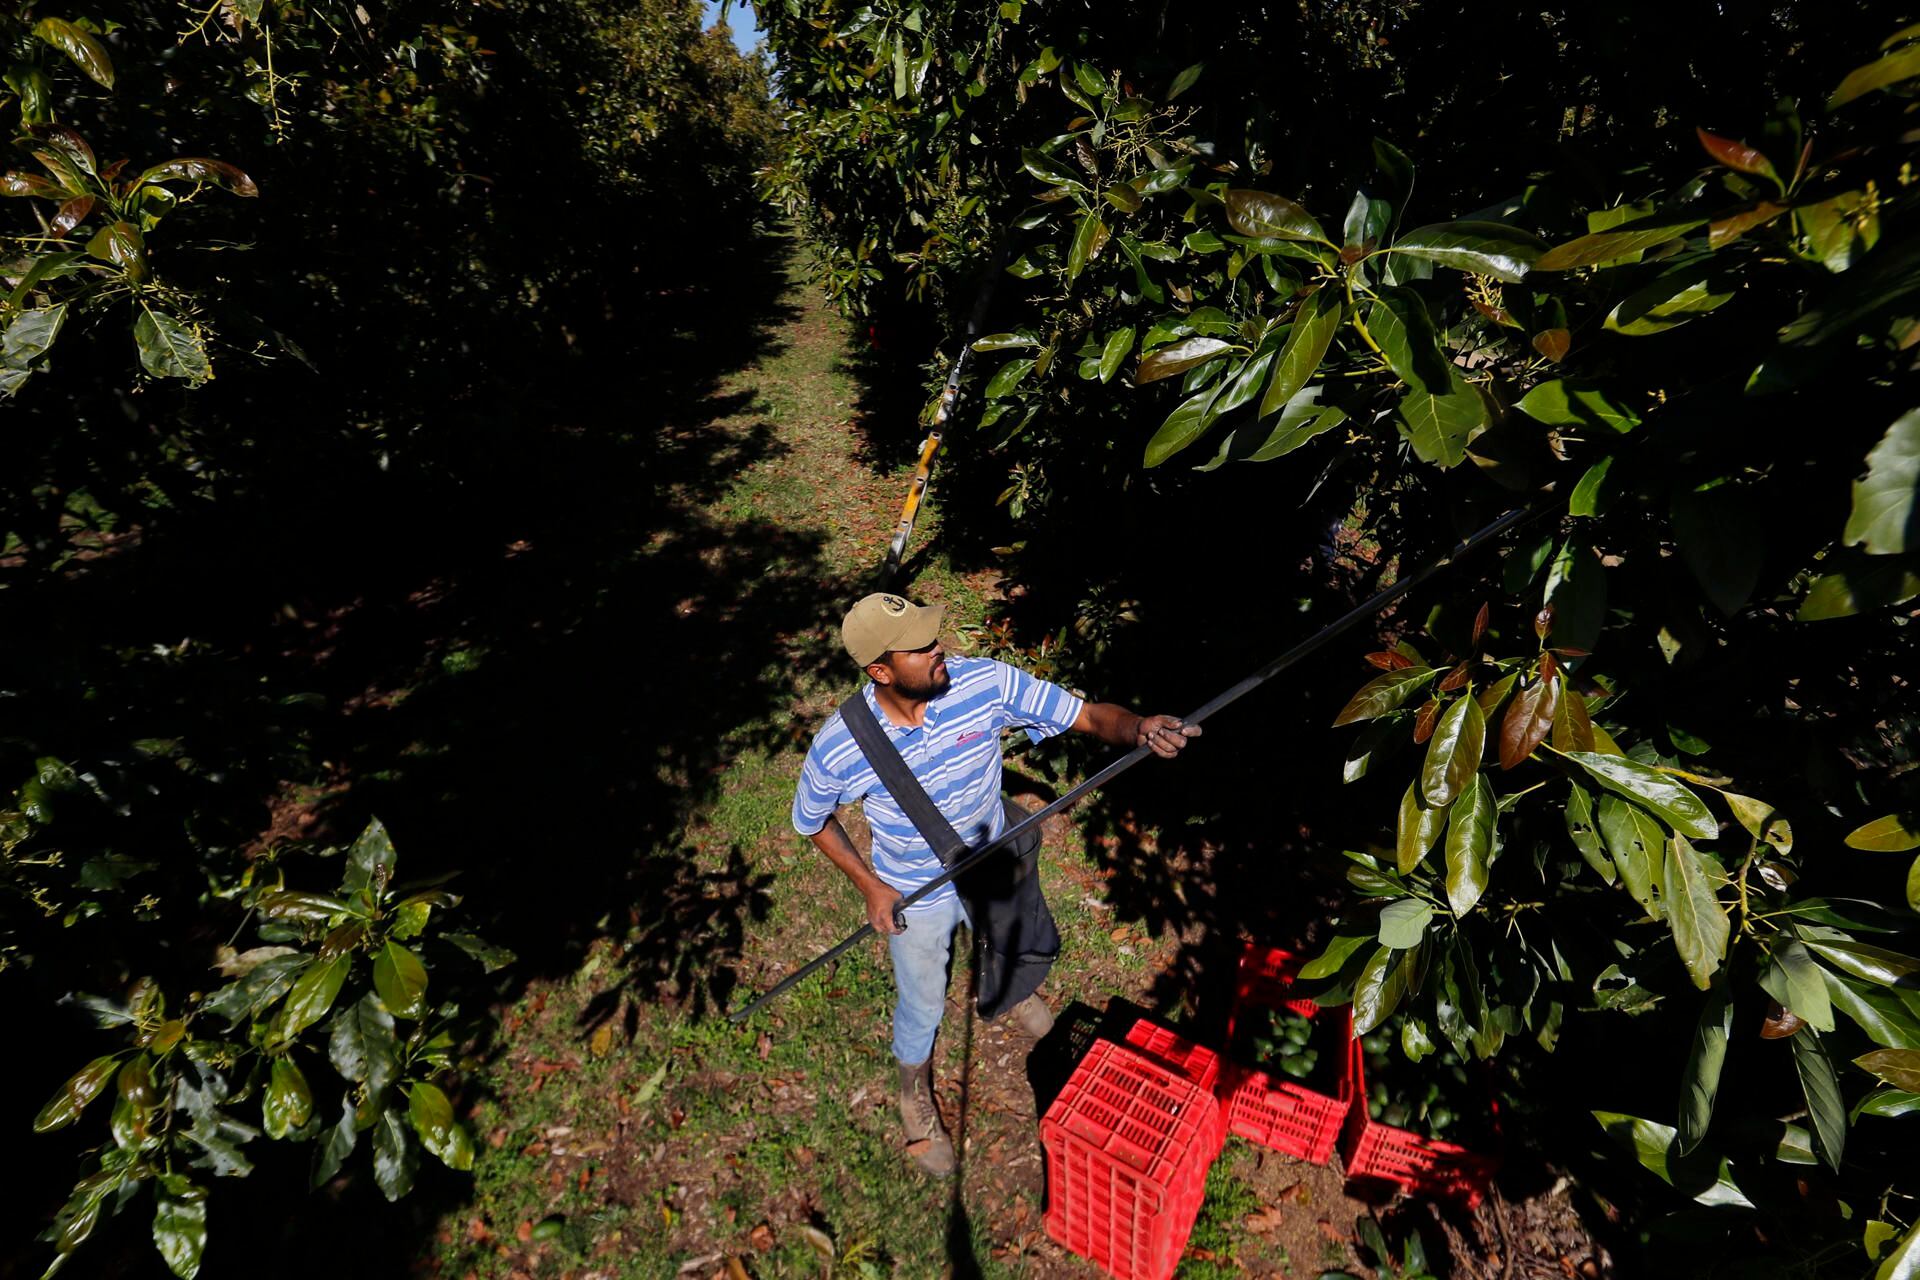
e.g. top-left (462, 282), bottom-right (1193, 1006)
top-left (839, 694), bottom-right (1059, 1019)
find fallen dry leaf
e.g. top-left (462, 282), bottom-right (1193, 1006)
top-left (514, 1221), bottom-right (533, 1243)
top-left (1244, 1206), bottom-right (1286, 1233)
top-left (749, 1223), bottom-right (774, 1252)
top-left (589, 1022), bottom-right (615, 1057)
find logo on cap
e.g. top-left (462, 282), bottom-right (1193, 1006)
top-left (880, 595), bottom-right (909, 615)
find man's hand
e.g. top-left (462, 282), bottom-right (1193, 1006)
top-left (863, 881), bottom-right (906, 935)
top-left (1135, 714), bottom-right (1201, 759)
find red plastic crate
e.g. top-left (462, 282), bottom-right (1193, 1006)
top-left (1040, 1039), bottom-right (1220, 1280)
top-left (1341, 1035), bottom-right (1500, 1206)
top-left (1121, 1018), bottom-right (1226, 1153)
top-left (1218, 944), bottom-right (1351, 1165)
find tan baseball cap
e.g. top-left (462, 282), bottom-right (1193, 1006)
top-left (841, 592), bottom-right (944, 666)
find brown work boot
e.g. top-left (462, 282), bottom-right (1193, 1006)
top-left (995, 992), bottom-right (1054, 1039)
top-left (896, 1059), bottom-right (956, 1177)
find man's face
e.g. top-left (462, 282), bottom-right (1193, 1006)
top-left (873, 638), bottom-right (949, 699)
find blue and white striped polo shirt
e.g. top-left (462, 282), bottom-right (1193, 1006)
top-left (791, 656), bottom-right (1085, 909)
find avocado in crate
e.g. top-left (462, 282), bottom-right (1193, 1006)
top-left (1232, 1003), bottom-right (1324, 1082)
top-left (1356, 1019), bottom-right (1487, 1146)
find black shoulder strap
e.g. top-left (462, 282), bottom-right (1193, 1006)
top-left (839, 692), bottom-right (970, 869)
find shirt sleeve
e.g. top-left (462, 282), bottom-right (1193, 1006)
top-left (995, 660), bottom-right (1086, 745)
top-left (791, 729), bottom-right (854, 837)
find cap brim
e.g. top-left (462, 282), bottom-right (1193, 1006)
top-left (889, 602), bottom-right (944, 654)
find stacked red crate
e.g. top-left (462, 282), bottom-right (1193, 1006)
top-left (1218, 943), bottom-right (1350, 1165)
top-left (1340, 1036), bottom-right (1500, 1206)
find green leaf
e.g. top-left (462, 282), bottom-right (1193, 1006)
top-left (1166, 61), bottom-right (1204, 99)
top-left (202, 955), bottom-right (311, 1026)
top-left (441, 931), bottom-right (516, 973)
top-left (1590, 1111), bottom-right (1753, 1207)
top-left (1444, 774), bottom-right (1496, 916)
top-left (1396, 782), bottom-right (1448, 874)
top-left (280, 953), bottom-right (349, 1039)
top-left (329, 993), bottom-right (399, 1098)
top-left (34, 1055), bottom-right (121, 1132)
top-left (1875, 1221), bottom-right (1920, 1280)
top-left (341, 817), bottom-right (397, 899)
top-left (1396, 370), bottom-right (1488, 468)
top-left (256, 891), bottom-right (351, 922)
top-left (1222, 189), bottom-right (1326, 242)
top-left (1666, 836), bottom-right (1729, 990)
top-left (372, 1107), bottom-right (417, 1201)
top-left (1605, 261), bottom-right (1737, 336)
top-left (1843, 411), bottom-right (1920, 556)
top-left (1258, 288), bottom-right (1341, 418)
top-left (972, 333), bottom-right (1038, 352)
top-left (1137, 336), bottom-right (1231, 384)
top-left (1388, 221), bottom-right (1545, 282)
top-left (1535, 216), bottom-right (1708, 271)
top-left (1098, 327), bottom-right (1134, 384)
top-left (1366, 287), bottom-right (1449, 394)
top-left (1299, 933), bottom-right (1371, 980)
top-left (263, 1058), bottom-right (313, 1139)
top-left (1802, 938), bottom-right (1920, 988)
top-left (1563, 753), bottom-right (1715, 840)
top-left (1676, 980), bottom-right (1731, 1154)
top-left (32, 18), bottom-right (114, 89)
top-left (1020, 147), bottom-right (1084, 190)
top-left (1378, 898), bottom-right (1433, 949)
top-left (1344, 190), bottom-right (1390, 252)
top-left (1791, 1030), bottom-right (1846, 1172)
top-left (1856, 1048), bottom-right (1920, 1092)
top-left (311, 1099), bottom-right (358, 1189)
top-left (984, 357), bottom-right (1035, 398)
top-left (1568, 456), bottom-right (1617, 519)
top-left (1799, 560), bottom-right (1920, 620)
top-left (1672, 485), bottom-right (1764, 616)
top-left (1597, 795), bottom-right (1664, 918)
top-left (1830, 41), bottom-right (1920, 109)
top-left (1142, 383), bottom-right (1221, 468)
top-left (1856, 1088), bottom-right (1920, 1120)
top-left (373, 941), bottom-right (428, 1019)
top-left (1245, 386), bottom-right (1347, 462)
top-left (7, 64), bottom-right (53, 124)
top-left (152, 1176), bottom-right (207, 1279)
top-left (1068, 212), bottom-right (1107, 281)
top-left (1824, 971), bottom-right (1920, 1049)
top-left (134, 158), bottom-right (258, 198)
top-left (1213, 351), bottom-right (1274, 419)
top-left (1565, 781), bottom-right (1614, 884)
top-left (1331, 665), bottom-right (1438, 726)
top-left (1422, 694), bottom-right (1486, 807)
top-left (408, 1082), bottom-right (475, 1171)
top-left (1352, 944), bottom-right (1408, 1034)
top-left (2, 303), bottom-right (69, 373)
top-left (1758, 940), bottom-right (1834, 1032)
top-left (1513, 381), bottom-right (1641, 433)
top-left (134, 309), bottom-right (209, 383)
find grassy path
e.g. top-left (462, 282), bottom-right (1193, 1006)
top-left (427, 236), bottom-right (1349, 1280)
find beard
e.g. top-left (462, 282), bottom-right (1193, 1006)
top-left (892, 658), bottom-right (950, 700)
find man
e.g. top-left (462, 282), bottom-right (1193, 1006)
top-left (790, 592), bottom-right (1199, 1176)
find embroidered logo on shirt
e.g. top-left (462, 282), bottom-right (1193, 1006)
top-left (955, 730), bottom-right (987, 746)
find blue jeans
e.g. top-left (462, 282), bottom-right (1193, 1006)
top-left (886, 893), bottom-right (971, 1065)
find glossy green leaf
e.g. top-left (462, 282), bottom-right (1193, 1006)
top-left (373, 941), bottom-right (428, 1019)
top-left (1396, 782), bottom-right (1448, 874)
top-left (1672, 484), bottom-right (1764, 616)
top-left (1568, 456), bottom-right (1617, 519)
top-left (1444, 773), bottom-right (1496, 916)
top-left (1535, 216), bottom-right (1708, 271)
top-left (311, 1099), bottom-right (358, 1189)
top-left (1258, 288), bottom-right (1340, 418)
top-left (1856, 1088), bottom-right (1920, 1120)
top-left (32, 18), bottom-right (114, 89)
top-left (1874, 1220), bottom-right (1920, 1280)
top-left (263, 1058), bottom-right (313, 1139)
top-left (1020, 147), bottom-right (1084, 190)
top-left (1166, 62), bottom-right (1204, 100)
top-left (1142, 383), bottom-right (1221, 468)
top-left (34, 1055), bottom-right (120, 1132)
top-left (329, 992), bottom-right (399, 1098)
top-left (1598, 795), bottom-right (1664, 919)
top-left (1212, 351), bottom-right (1273, 419)
top-left (984, 357), bottom-right (1034, 398)
top-left (1378, 898), bottom-right (1433, 949)
top-left (1589, 1111), bottom-right (1752, 1206)
top-left (1513, 380), bottom-right (1641, 433)
top-left (341, 816), bottom-right (397, 899)
top-left (1366, 286), bottom-right (1449, 394)
top-left (1605, 261), bottom-right (1737, 336)
top-left (1666, 836), bottom-right (1729, 990)
top-left (1830, 41), bottom-right (1920, 109)
top-left (1856, 1048), bottom-right (1920, 1092)
top-left (1422, 694), bottom-right (1485, 807)
top-left (134, 309), bottom-right (209, 383)
top-left (1824, 971), bottom-right (1920, 1049)
top-left (1352, 944), bottom-right (1408, 1033)
top-left (1396, 370), bottom-right (1488, 468)
top-left (1137, 336), bottom-right (1231, 384)
top-left (1098, 327), bottom-right (1134, 384)
top-left (1802, 938), bottom-right (1920, 988)
top-left (152, 1176), bottom-right (207, 1279)
top-left (372, 1106), bottom-right (417, 1201)
top-left (408, 1082), bottom-right (475, 1171)
top-left (1244, 386), bottom-right (1347, 462)
top-left (1847, 812), bottom-right (1920, 852)
top-left (1565, 781), bottom-right (1614, 883)
top-left (1298, 933), bottom-right (1371, 980)
top-left (135, 157), bottom-right (258, 198)
top-left (441, 931), bottom-right (516, 974)
top-left (1845, 411), bottom-right (1920, 555)
top-left (1332, 665), bottom-right (1437, 726)
top-left (1565, 753), bottom-right (1716, 839)
top-left (201, 955), bottom-right (310, 1026)
top-left (1792, 1030), bottom-right (1846, 1172)
top-left (256, 891), bottom-right (351, 922)
top-left (1222, 189), bottom-right (1326, 242)
top-left (1676, 980), bottom-right (1731, 1154)
top-left (1388, 221), bottom-right (1545, 282)
top-left (1758, 940), bottom-right (1834, 1032)
top-left (1068, 212), bottom-right (1107, 281)
top-left (1798, 559), bottom-right (1920, 620)
top-left (280, 953), bottom-right (350, 1039)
